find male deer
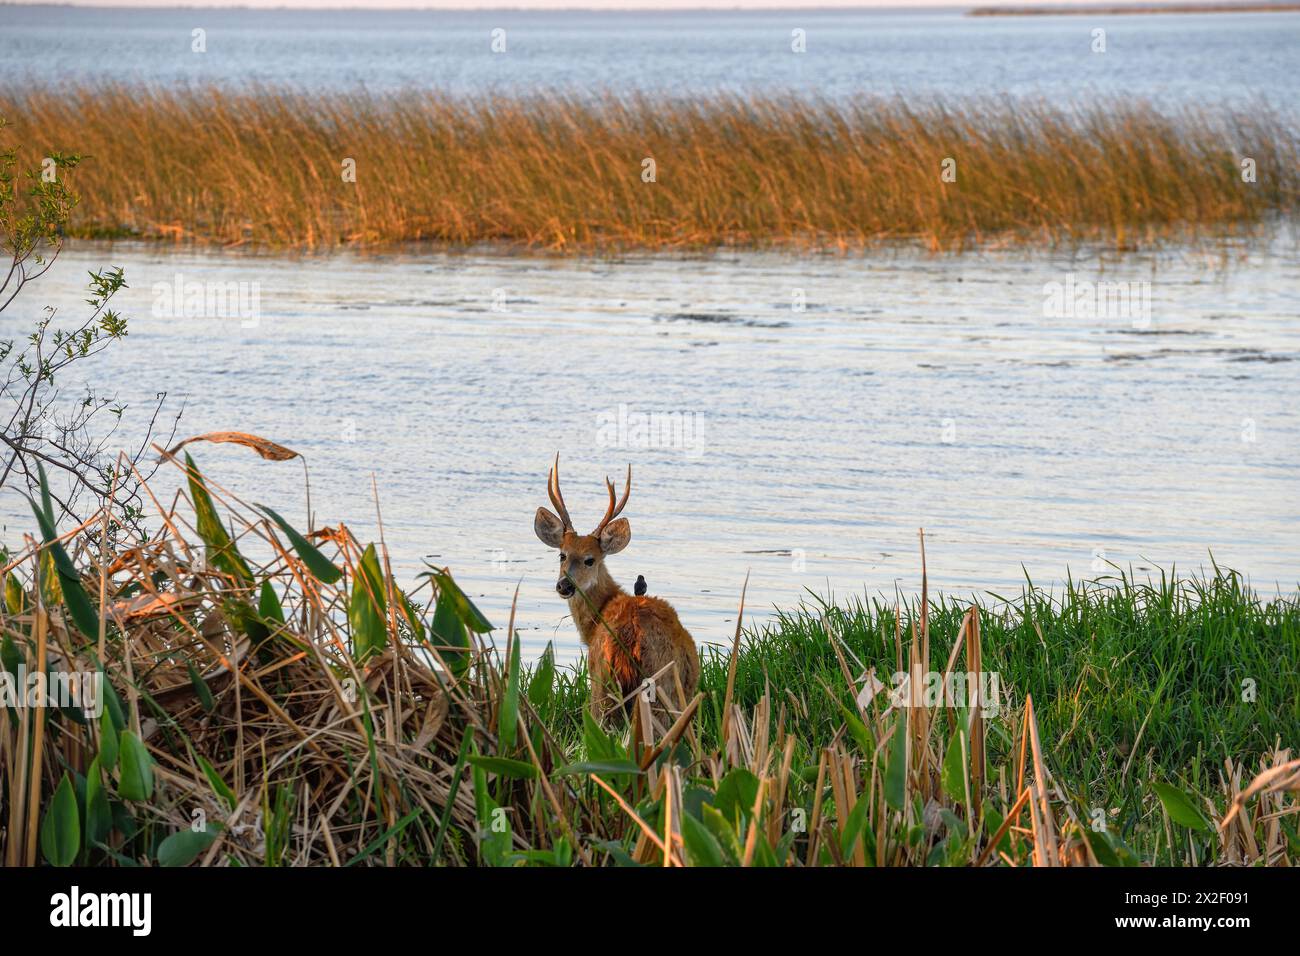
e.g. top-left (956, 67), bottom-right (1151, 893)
top-left (534, 455), bottom-right (699, 725)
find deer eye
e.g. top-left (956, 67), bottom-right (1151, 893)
top-left (558, 553), bottom-right (566, 561)
top-left (584, 557), bottom-right (595, 567)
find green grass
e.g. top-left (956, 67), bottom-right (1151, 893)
top-left (525, 565), bottom-right (1299, 865)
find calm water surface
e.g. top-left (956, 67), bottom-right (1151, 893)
top-left (3, 240), bottom-right (1297, 663)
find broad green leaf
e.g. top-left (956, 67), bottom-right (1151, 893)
top-left (41, 773), bottom-right (80, 866)
top-left (85, 758), bottom-right (112, 847)
top-left (429, 585), bottom-right (469, 678)
top-left (700, 803), bottom-right (742, 865)
top-left (472, 757), bottom-right (511, 866)
top-left (257, 504), bottom-right (342, 584)
top-left (1152, 782), bottom-right (1211, 833)
top-left (425, 568), bottom-right (493, 633)
top-left (838, 702), bottom-right (873, 755)
top-left (258, 580), bottom-right (285, 624)
top-left (1, 632), bottom-right (20, 676)
top-left (682, 810), bottom-right (726, 867)
top-left (527, 642), bottom-right (555, 715)
top-left (347, 543), bottom-right (387, 663)
top-left (713, 768), bottom-right (760, 828)
top-left (118, 730), bottom-right (155, 802)
top-left (157, 826), bottom-right (219, 867)
top-left (498, 635), bottom-right (522, 753)
top-left (941, 729), bottom-right (967, 803)
top-left (100, 672), bottom-right (126, 737)
top-left (185, 454), bottom-right (253, 587)
top-left (4, 570), bottom-right (23, 614)
top-left (884, 716), bottom-right (908, 812)
top-left (582, 708), bottom-right (617, 763)
top-left (98, 707), bottom-right (119, 772)
top-left (839, 794), bottom-right (872, 860)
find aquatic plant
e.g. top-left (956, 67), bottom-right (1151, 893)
top-left (2, 88), bottom-right (1295, 252)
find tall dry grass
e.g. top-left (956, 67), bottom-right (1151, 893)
top-left (1, 87), bottom-right (1295, 250)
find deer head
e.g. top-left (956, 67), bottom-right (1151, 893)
top-left (534, 454), bottom-right (631, 598)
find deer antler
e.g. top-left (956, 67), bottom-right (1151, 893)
top-left (592, 464), bottom-right (631, 537)
top-left (548, 453), bottom-right (575, 532)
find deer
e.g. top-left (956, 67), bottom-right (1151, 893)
top-left (534, 455), bottom-right (699, 726)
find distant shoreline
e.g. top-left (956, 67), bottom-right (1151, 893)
top-left (970, 3), bottom-right (1300, 15)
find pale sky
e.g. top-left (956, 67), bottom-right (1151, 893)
top-left (4, 1), bottom-right (1179, 9)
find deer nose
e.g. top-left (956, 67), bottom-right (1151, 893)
top-left (556, 578), bottom-right (575, 597)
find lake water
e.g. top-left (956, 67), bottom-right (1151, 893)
top-left (1, 6), bottom-right (1297, 662)
top-left (1, 5), bottom-right (1298, 109)
top-left (4, 238), bottom-right (1297, 663)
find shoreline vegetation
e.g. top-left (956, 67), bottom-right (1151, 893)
top-left (1, 447), bottom-right (1296, 867)
top-left (970, 3), bottom-right (1300, 15)
top-left (1, 88), bottom-right (1296, 252)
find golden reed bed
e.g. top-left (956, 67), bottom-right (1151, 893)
top-left (2, 87), bottom-right (1296, 251)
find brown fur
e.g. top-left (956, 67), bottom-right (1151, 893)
top-left (537, 503), bottom-right (699, 727)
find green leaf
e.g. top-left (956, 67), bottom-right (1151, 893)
top-left (185, 454), bottom-right (253, 587)
top-left (257, 504), bottom-right (342, 584)
top-left (258, 580), bottom-right (285, 624)
top-left (472, 756), bottom-right (511, 866)
top-left (713, 768), bottom-right (760, 828)
top-left (26, 481), bottom-right (98, 639)
top-left (4, 570), bottom-right (24, 615)
top-left (118, 730), bottom-right (155, 802)
top-left (838, 702), bottom-right (873, 755)
top-left (498, 635), bottom-right (522, 754)
top-left (839, 793), bottom-right (872, 860)
top-left (157, 826), bottom-right (219, 867)
top-left (0, 632), bottom-right (20, 677)
top-left (582, 707), bottom-right (617, 763)
top-left (347, 543), bottom-right (387, 663)
top-left (700, 803), bottom-right (742, 865)
top-left (1084, 827), bottom-right (1141, 867)
top-left (187, 661), bottom-right (214, 713)
top-left (425, 568), bottom-right (493, 633)
top-left (1152, 782), bottom-right (1211, 833)
top-left (682, 811), bottom-right (726, 867)
top-left (197, 755), bottom-right (237, 812)
top-left (40, 773), bottom-right (80, 866)
top-left (85, 758), bottom-right (112, 848)
top-left (429, 585), bottom-right (469, 678)
top-left (884, 716), bottom-right (908, 812)
top-left (98, 707), bottom-right (119, 772)
top-left (466, 754), bottom-right (538, 780)
top-left (527, 642), bottom-right (555, 715)
top-left (941, 729), bottom-right (967, 803)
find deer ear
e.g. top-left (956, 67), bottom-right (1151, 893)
top-left (534, 508), bottom-right (565, 548)
top-left (599, 517), bottom-right (631, 555)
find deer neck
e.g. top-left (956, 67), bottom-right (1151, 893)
top-left (569, 566), bottom-right (624, 644)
